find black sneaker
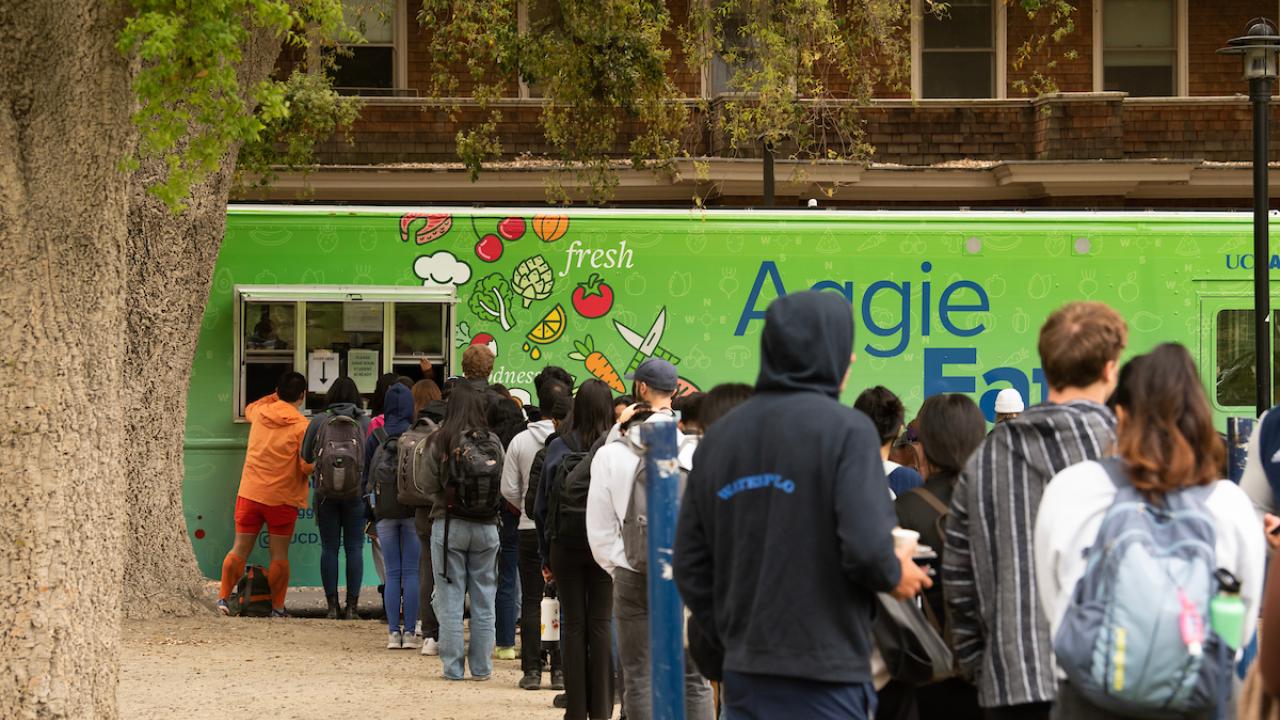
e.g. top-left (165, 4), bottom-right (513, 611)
top-left (519, 671), bottom-right (541, 690)
top-left (552, 693), bottom-right (567, 709)
top-left (549, 670), bottom-right (565, 691)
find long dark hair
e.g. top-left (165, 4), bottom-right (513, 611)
top-left (565, 380), bottom-right (614, 449)
top-left (917, 393), bottom-right (986, 476)
top-left (1113, 343), bottom-right (1224, 496)
top-left (324, 376), bottom-right (362, 408)
top-left (429, 383), bottom-right (490, 459)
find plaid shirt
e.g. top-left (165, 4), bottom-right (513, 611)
top-left (942, 401), bottom-right (1115, 708)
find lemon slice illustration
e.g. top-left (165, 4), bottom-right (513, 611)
top-left (522, 304), bottom-right (567, 360)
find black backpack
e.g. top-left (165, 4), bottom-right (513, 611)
top-left (546, 434), bottom-right (603, 545)
top-left (438, 429), bottom-right (504, 583)
top-left (227, 565), bottom-right (272, 617)
top-left (313, 412), bottom-right (364, 500)
top-left (444, 429), bottom-right (504, 521)
top-left (370, 428), bottom-right (411, 520)
top-left (525, 442), bottom-right (551, 522)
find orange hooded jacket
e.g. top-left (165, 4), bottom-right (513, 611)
top-left (238, 393), bottom-right (315, 509)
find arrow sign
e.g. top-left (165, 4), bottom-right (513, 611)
top-left (308, 350), bottom-right (339, 394)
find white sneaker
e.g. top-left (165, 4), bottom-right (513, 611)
top-left (421, 638), bottom-right (439, 656)
top-left (415, 620), bottom-right (422, 636)
top-left (387, 631), bottom-right (403, 650)
top-left (402, 633), bottom-right (423, 650)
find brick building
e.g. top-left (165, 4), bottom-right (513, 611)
top-left (243, 0), bottom-right (1280, 207)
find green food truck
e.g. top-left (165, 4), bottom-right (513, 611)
top-left (187, 204), bottom-right (1276, 584)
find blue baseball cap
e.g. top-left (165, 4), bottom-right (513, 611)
top-left (625, 358), bottom-right (678, 393)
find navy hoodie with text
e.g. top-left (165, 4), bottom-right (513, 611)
top-left (673, 290), bottom-right (902, 685)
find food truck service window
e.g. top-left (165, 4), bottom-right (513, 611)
top-left (233, 285), bottom-right (457, 420)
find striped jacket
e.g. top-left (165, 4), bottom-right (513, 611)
top-left (942, 400), bottom-right (1115, 708)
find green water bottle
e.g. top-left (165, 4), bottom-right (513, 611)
top-left (1210, 568), bottom-right (1246, 650)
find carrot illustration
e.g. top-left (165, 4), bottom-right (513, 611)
top-left (569, 336), bottom-right (626, 394)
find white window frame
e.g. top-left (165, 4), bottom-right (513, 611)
top-left (232, 284), bottom-right (457, 422)
top-left (1093, 0), bottom-right (1188, 96)
top-left (330, 0), bottom-right (407, 94)
top-left (911, 0), bottom-right (1007, 100)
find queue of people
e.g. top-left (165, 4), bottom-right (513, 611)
top-left (216, 292), bottom-right (1280, 720)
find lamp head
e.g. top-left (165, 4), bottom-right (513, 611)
top-left (1219, 18), bottom-right (1280, 81)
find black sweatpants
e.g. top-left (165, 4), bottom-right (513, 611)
top-left (519, 528), bottom-right (561, 674)
top-left (551, 542), bottom-right (614, 720)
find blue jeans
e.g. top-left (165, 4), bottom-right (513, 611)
top-left (432, 518), bottom-right (500, 680)
top-left (314, 494), bottom-right (365, 600)
top-left (376, 518), bottom-right (420, 634)
top-left (496, 509), bottom-right (521, 647)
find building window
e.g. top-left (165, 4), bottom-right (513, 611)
top-left (234, 286), bottom-right (456, 419)
top-left (328, 1), bottom-right (397, 95)
top-left (518, 0), bottom-right (556, 99)
top-left (919, 0), bottom-right (996, 98)
top-left (1214, 309), bottom-right (1280, 408)
top-left (706, 4), bottom-right (754, 97)
top-left (1100, 0), bottom-right (1177, 96)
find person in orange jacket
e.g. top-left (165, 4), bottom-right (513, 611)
top-left (218, 372), bottom-right (314, 616)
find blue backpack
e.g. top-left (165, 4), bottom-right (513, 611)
top-left (1053, 458), bottom-right (1231, 717)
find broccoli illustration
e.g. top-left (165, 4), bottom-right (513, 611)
top-left (511, 255), bottom-right (555, 308)
top-left (468, 273), bottom-right (516, 332)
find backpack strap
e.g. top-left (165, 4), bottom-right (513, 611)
top-left (907, 486), bottom-right (949, 518)
top-left (373, 426), bottom-right (389, 446)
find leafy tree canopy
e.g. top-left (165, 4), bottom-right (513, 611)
top-left (118, 0), bottom-right (362, 210)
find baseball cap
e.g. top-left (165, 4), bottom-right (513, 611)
top-left (994, 388), bottom-right (1025, 414)
top-left (624, 358), bottom-right (678, 393)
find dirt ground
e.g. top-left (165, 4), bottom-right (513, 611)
top-left (119, 614), bottom-right (566, 720)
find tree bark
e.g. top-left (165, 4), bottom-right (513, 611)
top-left (0, 2), bottom-right (134, 718)
top-left (121, 24), bottom-right (286, 619)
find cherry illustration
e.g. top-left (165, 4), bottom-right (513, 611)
top-left (498, 217), bottom-right (526, 241)
top-left (476, 234), bottom-right (504, 262)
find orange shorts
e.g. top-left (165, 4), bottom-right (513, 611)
top-left (234, 496), bottom-right (298, 537)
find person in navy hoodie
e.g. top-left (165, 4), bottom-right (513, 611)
top-left (674, 290), bottom-right (932, 720)
top-left (854, 386), bottom-right (925, 498)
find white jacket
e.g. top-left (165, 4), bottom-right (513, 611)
top-left (586, 413), bottom-right (692, 576)
top-left (1035, 460), bottom-right (1265, 660)
top-left (501, 419), bottom-right (555, 531)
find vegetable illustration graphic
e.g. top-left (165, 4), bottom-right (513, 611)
top-left (470, 332), bottom-right (498, 358)
top-left (498, 217), bottom-right (527, 241)
top-left (511, 255), bottom-right (555, 308)
top-left (400, 212), bottom-right (452, 245)
top-left (475, 233), bottom-right (504, 262)
top-left (533, 214), bottom-right (570, 242)
top-left (571, 273), bottom-right (614, 318)
top-left (522, 304), bottom-right (567, 360)
top-left (568, 336), bottom-right (625, 393)
top-left (468, 273), bottom-right (516, 332)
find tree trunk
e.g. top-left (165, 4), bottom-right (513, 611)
top-left (0, 2), bottom-right (134, 718)
top-left (121, 24), bottom-right (286, 619)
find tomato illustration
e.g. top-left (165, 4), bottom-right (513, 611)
top-left (571, 273), bottom-right (614, 319)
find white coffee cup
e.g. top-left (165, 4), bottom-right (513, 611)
top-left (892, 527), bottom-right (920, 555)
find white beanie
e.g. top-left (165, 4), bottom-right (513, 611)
top-left (994, 388), bottom-right (1025, 414)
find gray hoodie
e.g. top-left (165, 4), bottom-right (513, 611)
top-left (500, 419), bottom-right (556, 530)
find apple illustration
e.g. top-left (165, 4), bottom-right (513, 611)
top-left (471, 332), bottom-right (498, 358)
top-left (475, 234), bottom-right (504, 262)
top-left (498, 217), bottom-right (526, 241)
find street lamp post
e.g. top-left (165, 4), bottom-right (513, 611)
top-left (1220, 19), bottom-right (1280, 417)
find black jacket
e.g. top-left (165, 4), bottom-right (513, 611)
top-left (673, 290), bottom-right (902, 684)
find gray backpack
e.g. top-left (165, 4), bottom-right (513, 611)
top-left (396, 418), bottom-right (438, 506)
top-left (1053, 458), bottom-right (1231, 717)
top-left (314, 413), bottom-right (364, 500)
top-left (620, 434), bottom-right (694, 575)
